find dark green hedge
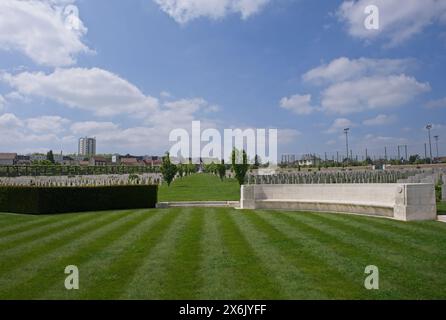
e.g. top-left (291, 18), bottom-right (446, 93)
top-left (0, 185), bottom-right (158, 214)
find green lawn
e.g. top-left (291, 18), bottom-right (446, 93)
top-left (438, 202), bottom-right (446, 215)
top-left (158, 173), bottom-right (240, 202)
top-left (0, 208), bottom-right (446, 299)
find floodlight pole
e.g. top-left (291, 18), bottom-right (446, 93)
top-left (426, 124), bottom-right (433, 163)
top-left (434, 135), bottom-right (439, 160)
top-left (344, 128), bottom-right (350, 162)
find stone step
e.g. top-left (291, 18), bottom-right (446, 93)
top-left (156, 201), bottom-right (240, 208)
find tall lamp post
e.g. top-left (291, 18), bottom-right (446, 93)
top-left (344, 128), bottom-right (350, 162)
top-left (434, 135), bottom-right (439, 161)
top-left (426, 124), bottom-right (433, 163)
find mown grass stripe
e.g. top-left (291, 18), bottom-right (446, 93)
top-left (0, 213), bottom-right (39, 227)
top-left (231, 211), bottom-right (328, 299)
top-left (195, 208), bottom-right (241, 299)
top-left (246, 210), bottom-right (365, 299)
top-left (311, 212), bottom-right (446, 257)
top-left (157, 208), bottom-right (205, 299)
top-left (0, 211), bottom-right (142, 299)
top-left (68, 209), bottom-right (181, 299)
top-left (341, 213), bottom-right (446, 236)
top-left (290, 214), bottom-right (446, 298)
top-left (308, 212), bottom-right (446, 269)
top-left (34, 210), bottom-right (162, 299)
top-left (119, 208), bottom-right (193, 299)
top-left (0, 210), bottom-right (132, 276)
top-left (216, 209), bottom-right (283, 299)
top-left (0, 212), bottom-right (109, 247)
top-left (271, 211), bottom-right (413, 298)
top-left (0, 212), bottom-right (91, 240)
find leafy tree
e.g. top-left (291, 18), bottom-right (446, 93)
top-left (177, 163), bottom-right (184, 178)
top-left (46, 150), bottom-right (55, 164)
top-left (252, 154), bottom-right (261, 169)
top-left (231, 148), bottom-right (249, 186)
top-left (217, 159), bottom-right (226, 181)
top-left (160, 152), bottom-right (177, 186)
top-left (409, 154), bottom-right (420, 164)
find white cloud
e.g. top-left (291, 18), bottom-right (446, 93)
top-left (0, 95), bottom-right (5, 111)
top-left (337, 0), bottom-right (446, 46)
top-left (361, 133), bottom-right (407, 147)
top-left (0, 112), bottom-right (23, 128)
top-left (26, 115), bottom-right (70, 133)
top-left (278, 129), bottom-right (301, 145)
top-left (325, 118), bottom-right (356, 134)
top-left (279, 94), bottom-right (316, 115)
top-left (425, 97), bottom-right (446, 109)
top-left (362, 114), bottom-right (397, 126)
top-left (0, 0), bottom-right (91, 67)
top-left (303, 57), bottom-right (411, 84)
top-left (321, 75), bottom-right (430, 114)
top-left (153, 0), bottom-right (270, 24)
top-left (2, 68), bottom-right (159, 117)
top-left (70, 121), bottom-right (119, 135)
top-left (4, 91), bottom-right (31, 103)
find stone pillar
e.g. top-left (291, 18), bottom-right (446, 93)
top-left (240, 185), bottom-right (256, 209)
top-left (394, 183), bottom-right (437, 221)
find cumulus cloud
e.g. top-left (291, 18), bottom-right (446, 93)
top-left (26, 115), bottom-right (70, 133)
top-left (279, 94), bottom-right (316, 115)
top-left (0, 95), bottom-right (5, 111)
top-left (277, 129), bottom-right (301, 145)
top-left (1, 68), bottom-right (159, 117)
top-left (70, 121), bottom-right (119, 135)
top-left (153, 0), bottom-right (270, 24)
top-left (321, 75), bottom-right (430, 114)
top-left (284, 57), bottom-right (428, 117)
top-left (303, 57), bottom-right (412, 84)
top-left (325, 118), bottom-right (356, 134)
top-left (425, 97), bottom-right (446, 109)
top-left (0, 65), bottom-right (224, 153)
top-left (337, 0), bottom-right (446, 46)
top-left (362, 114), bottom-right (397, 126)
top-left (0, 112), bottom-right (23, 128)
top-left (0, 0), bottom-right (91, 67)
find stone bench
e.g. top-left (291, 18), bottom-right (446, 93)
top-left (241, 183), bottom-right (437, 221)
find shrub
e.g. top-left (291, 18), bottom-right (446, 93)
top-left (0, 185), bottom-right (157, 214)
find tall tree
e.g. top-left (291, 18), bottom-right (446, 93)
top-left (46, 150), bottom-right (55, 164)
top-left (160, 152), bottom-right (177, 186)
top-left (231, 148), bottom-right (249, 186)
top-left (217, 159), bottom-right (226, 181)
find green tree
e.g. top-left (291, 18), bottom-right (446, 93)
top-left (231, 148), bottom-right (249, 186)
top-left (252, 154), bottom-right (261, 169)
top-left (160, 152), bottom-right (177, 186)
top-left (217, 159), bottom-right (226, 181)
top-left (46, 150), bottom-right (55, 164)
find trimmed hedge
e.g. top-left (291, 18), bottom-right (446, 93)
top-left (0, 185), bottom-right (158, 214)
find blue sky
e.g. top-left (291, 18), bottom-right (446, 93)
top-left (0, 0), bottom-right (445, 159)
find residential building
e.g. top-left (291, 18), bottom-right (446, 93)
top-left (89, 156), bottom-right (108, 166)
top-left (0, 153), bottom-right (17, 165)
top-left (298, 154), bottom-right (321, 166)
top-left (78, 137), bottom-right (96, 156)
top-left (120, 157), bottom-right (139, 166)
top-left (281, 154), bottom-right (296, 165)
top-left (16, 155), bottom-right (31, 165)
top-left (29, 153), bottom-right (46, 162)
